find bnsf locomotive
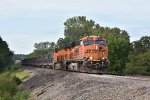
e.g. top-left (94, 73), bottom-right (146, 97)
top-left (22, 36), bottom-right (109, 73)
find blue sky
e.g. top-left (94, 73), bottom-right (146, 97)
top-left (0, 0), bottom-right (150, 54)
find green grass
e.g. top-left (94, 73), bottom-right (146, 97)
top-left (14, 70), bottom-right (30, 81)
top-left (9, 64), bottom-right (30, 81)
top-left (0, 64), bottom-right (30, 100)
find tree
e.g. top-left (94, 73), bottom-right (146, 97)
top-left (103, 31), bottom-right (131, 74)
top-left (56, 38), bottom-right (65, 48)
top-left (60, 16), bottom-right (131, 74)
top-left (124, 36), bottom-right (150, 75)
top-left (132, 36), bottom-right (150, 54)
top-left (93, 28), bottom-right (131, 74)
top-left (59, 16), bottom-right (106, 48)
top-left (0, 36), bottom-right (13, 70)
top-left (13, 54), bottom-right (27, 60)
top-left (34, 42), bottom-right (55, 50)
top-left (64, 16), bottom-right (99, 41)
top-left (125, 50), bottom-right (150, 75)
top-left (27, 41), bottom-right (55, 58)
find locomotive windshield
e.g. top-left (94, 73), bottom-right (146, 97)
top-left (95, 40), bottom-right (106, 46)
top-left (83, 40), bottom-right (94, 46)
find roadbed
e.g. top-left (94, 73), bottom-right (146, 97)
top-left (23, 66), bottom-right (150, 100)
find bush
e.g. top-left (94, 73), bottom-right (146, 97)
top-left (9, 64), bottom-right (21, 72)
top-left (12, 76), bottom-right (22, 85)
top-left (0, 75), bottom-right (17, 99)
top-left (0, 70), bottom-right (29, 100)
top-left (13, 91), bottom-right (29, 100)
top-left (125, 50), bottom-right (150, 75)
top-left (0, 91), bottom-right (12, 100)
top-left (106, 34), bottom-right (131, 75)
top-left (14, 70), bottom-right (30, 81)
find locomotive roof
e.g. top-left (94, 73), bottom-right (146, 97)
top-left (82, 36), bottom-right (106, 41)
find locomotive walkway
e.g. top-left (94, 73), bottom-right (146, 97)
top-left (23, 66), bottom-right (150, 100)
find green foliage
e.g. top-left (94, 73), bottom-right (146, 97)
top-left (9, 64), bottom-right (21, 72)
top-left (57, 16), bottom-right (101, 47)
top-left (27, 41), bottom-right (55, 58)
top-left (0, 92), bottom-right (12, 100)
top-left (125, 50), bottom-right (150, 75)
top-left (14, 70), bottom-right (30, 81)
top-left (124, 36), bottom-right (150, 75)
top-left (13, 54), bottom-right (27, 60)
top-left (34, 41), bottom-right (55, 50)
top-left (0, 37), bottom-right (13, 71)
top-left (64, 16), bottom-right (95, 37)
top-left (61, 16), bottom-right (131, 74)
top-left (102, 31), bottom-right (131, 74)
top-left (13, 91), bottom-right (29, 100)
top-left (131, 36), bottom-right (150, 55)
top-left (12, 76), bottom-right (22, 85)
top-left (0, 74), bottom-right (17, 100)
top-left (0, 70), bottom-right (29, 100)
top-left (27, 49), bottom-right (52, 58)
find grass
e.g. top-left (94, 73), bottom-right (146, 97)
top-left (14, 70), bottom-right (30, 81)
top-left (8, 64), bottom-right (30, 81)
top-left (0, 64), bottom-right (30, 100)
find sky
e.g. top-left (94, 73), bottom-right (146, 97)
top-left (0, 0), bottom-right (150, 54)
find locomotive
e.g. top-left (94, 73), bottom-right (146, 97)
top-left (22, 36), bottom-right (109, 73)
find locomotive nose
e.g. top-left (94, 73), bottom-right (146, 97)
top-left (96, 45), bottom-right (102, 50)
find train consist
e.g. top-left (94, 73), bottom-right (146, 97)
top-left (22, 36), bottom-right (109, 73)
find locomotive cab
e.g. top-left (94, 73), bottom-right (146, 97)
top-left (75, 36), bottom-right (109, 73)
top-left (81, 36), bottom-right (108, 61)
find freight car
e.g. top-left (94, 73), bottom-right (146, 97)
top-left (22, 53), bottom-right (54, 68)
top-left (22, 36), bottom-right (109, 73)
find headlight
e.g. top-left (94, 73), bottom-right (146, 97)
top-left (96, 45), bottom-right (98, 50)
top-left (89, 57), bottom-right (93, 60)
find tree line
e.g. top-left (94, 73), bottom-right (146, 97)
top-left (27, 42), bottom-right (55, 58)
top-left (0, 37), bottom-right (13, 71)
top-left (28, 16), bottom-right (150, 75)
top-left (0, 37), bottom-right (29, 99)
top-left (125, 36), bottom-right (150, 75)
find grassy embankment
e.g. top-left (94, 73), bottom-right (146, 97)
top-left (0, 64), bottom-right (30, 100)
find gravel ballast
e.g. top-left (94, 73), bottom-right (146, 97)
top-left (23, 66), bottom-right (150, 100)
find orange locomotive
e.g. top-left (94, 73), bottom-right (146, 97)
top-left (54, 36), bottom-right (109, 73)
